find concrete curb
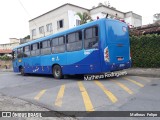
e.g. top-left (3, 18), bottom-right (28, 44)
top-left (0, 69), bottom-right (13, 72)
top-left (126, 68), bottom-right (160, 77)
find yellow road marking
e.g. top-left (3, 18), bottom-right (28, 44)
top-left (138, 77), bottom-right (150, 82)
top-left (55, 84), bottom-right (65, 107)
top-left (111, 80), bottom-right (133, 94)
top-left (34, 89), bottom-right (46, 100)
top-left (94, 80), bottom-right (118, 103)
top-left (78, 81), bottom-right (94, 112)
top-left (123, 77), bottom-right (144, 87)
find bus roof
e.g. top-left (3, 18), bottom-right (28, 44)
top-left (13, 18), bottom-right (124, 50)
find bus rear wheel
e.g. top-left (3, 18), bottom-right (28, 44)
top-left (53, 65), bottom-right (63, 79)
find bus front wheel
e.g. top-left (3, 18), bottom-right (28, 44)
top-left (53, 65), bottom-right (63, 79)
top-left (20, 67), bottom-right (25, 76)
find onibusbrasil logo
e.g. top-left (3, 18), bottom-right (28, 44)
top-left (84, 71), bottom-right (127, 80)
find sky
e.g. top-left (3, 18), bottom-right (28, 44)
top-left (0, 0), bottom-right (159, 44)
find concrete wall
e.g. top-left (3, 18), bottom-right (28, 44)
top-left (9, 38), bottom-right (20, 43)
top-left (90, 6), bottom-right (124, 19)
top-left (125, 12), bottom-right (142, 27)
top-left (91, 12), bottom-right (105, 20)
top-left (0, 60), bottom-right (12, 69)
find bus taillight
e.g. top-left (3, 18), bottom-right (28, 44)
top-left (104, 47), bottom-right (110, 62)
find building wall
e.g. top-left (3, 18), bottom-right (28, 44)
top-left (29, 4), bottom-right (88, 40)
top-left (0, 38), bottom-right (20, 50)
top-left (29, 7), bottom-right (69, 40)
top-left (68, 10), bottom-right (79, 28)
top-left (153, 13), bottom-right (160, 23)
top-left (0, 42), bottom-right (19, 50)
top-left (125, 12), bottom-right (142, 27)
top-left (9, 38), bottom-right (20, 43)
top-left (90, 6), bottom-right (124, 19)
top-left (91, 12), bottom-right (105, 20)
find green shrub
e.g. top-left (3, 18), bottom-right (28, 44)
top-left (0, 55), bottom-right (12, 61)
top-left (130, 34), bottom-right (160, 68)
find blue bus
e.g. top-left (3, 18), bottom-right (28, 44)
top-left (12, 18), bottom-right (131, 79)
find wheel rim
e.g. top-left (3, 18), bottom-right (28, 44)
top-left (55, 68), bottom-right (60, 77)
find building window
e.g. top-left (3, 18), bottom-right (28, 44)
top-left (46, 23), bottom-right (52, 32)
top-left (39, 26), bottom-right (44, 34)
top-left (32, 29), bottom-right (36, 36)
top-left (57, 19), bottom-right (64, 29)
top-left (76, 19), bottom-right (81, 26)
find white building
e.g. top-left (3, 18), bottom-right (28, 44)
top-left (153, 13), bottom-right (160, 24)
top-left (0, 38), bottom-right (20, 55)
top-left (0, 38), bottom-right (20, 50)
top-left (29, 3), bottom-right (142, 40)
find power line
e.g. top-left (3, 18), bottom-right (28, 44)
top-left (17, 0), bottom-right (38, 27)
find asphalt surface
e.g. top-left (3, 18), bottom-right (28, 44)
top-left (0, 70), bottom-right (160, 120)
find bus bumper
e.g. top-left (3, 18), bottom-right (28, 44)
top-left (109, 61), bottom-right (131, 71)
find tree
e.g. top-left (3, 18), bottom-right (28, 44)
top-left (76, 12), bottom-right (92, 25)
top-left (0, 55), bottom-right (12, 61)
top-left (23, 35), bottom-right (30, 39)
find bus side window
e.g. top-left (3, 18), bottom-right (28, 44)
top-left (66, 31), bottom-right (82, 52)
top-left (31, 43), bottom-right (40, 56)
top-left (41, 40), bottom-right (51, 55)
top-left (84, 26), bottom-right (99, 49)
top-left (24, 45), bottom-right (30, 57)
top-left (51, 36), bottom-right (65, 53)
top-left (17, 47), bottom-right (23, 58)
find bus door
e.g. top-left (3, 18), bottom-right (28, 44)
top-left (16, 47), bottom-right (25, 72)
top-left (23, 45), bottom-right (31, 73)
top-left (12, 50), bottom-right (19, 72)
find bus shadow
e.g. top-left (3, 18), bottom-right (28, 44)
top-left (16, 73), bottom-right (84, 80)
top-left (15, 73), bottom-right (125, 81)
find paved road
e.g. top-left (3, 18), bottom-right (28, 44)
top-left (0, 72), bottom-right (160, 119)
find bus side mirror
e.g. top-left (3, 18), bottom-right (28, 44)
top-left (12, 51), bottom-right (14, 60)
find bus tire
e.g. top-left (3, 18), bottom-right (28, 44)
top-left (53, 65), bottom-right (63, 79)
top-left (20, 67), bottom-right (25, 76)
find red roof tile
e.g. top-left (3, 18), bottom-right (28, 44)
top-left (0, 49), bottom-right (12, 54)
